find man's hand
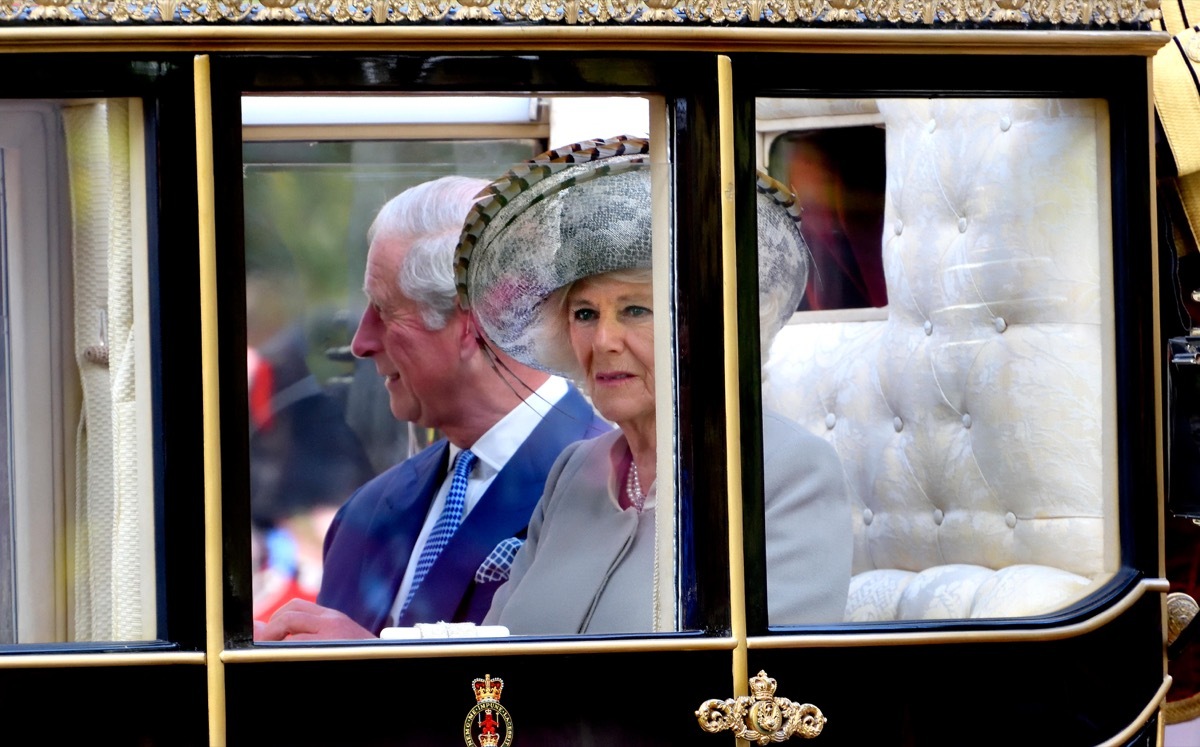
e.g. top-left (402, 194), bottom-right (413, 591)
top-left (254, 599), bottom-right (378, 641)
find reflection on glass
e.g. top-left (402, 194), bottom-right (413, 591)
top-left (465, 144), bottom-right (677, 635)
top-left (244, 97), bottom-right (678, 642)
top-left (768, 126), bottom-right (887, 311)
top-left (754, 172), bottom-right (854, 625)
top-left (244, 219), bottom-right (376, 623)
top-left (0, 150), bottom-right (11, 645)
top-left (759, 97), bottom-right (1117, 625)
top-left (243, 139), bottom-right (545, 625)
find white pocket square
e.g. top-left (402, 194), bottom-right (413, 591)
top-left (474, 536), bottom-right (525, 584)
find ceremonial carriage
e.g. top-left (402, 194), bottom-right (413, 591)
top-left (0, 0), bottom-right (1190, 744)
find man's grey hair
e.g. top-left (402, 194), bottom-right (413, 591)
top-left (368, 175), bottom-right (488, 330)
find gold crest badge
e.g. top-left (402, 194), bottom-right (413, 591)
top-left (463, 674), bottom-right (513, 747)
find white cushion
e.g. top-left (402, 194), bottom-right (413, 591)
top-left (845, 564), bottom-right (1095, 621)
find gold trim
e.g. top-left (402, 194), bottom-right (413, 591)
top-left (221, 583), bottom-right (1174, 663)
top-left (750, 578), bottom-right (1171, 649)
top-left (717, 53), bottom-right (749, 701)
top-left (0, 0), bottom-right (1163, 25)
top-left (194, 53), bottom-right (227, 747)
top-left (221, 635), bottom-right (739, 664)
top-left (1149, 54), bottom-right (1170, 705)
top-left (1165, 687), bottom-right (1200, 724)
top-left (1097, 675), bottom-right (1172, 747)
top-left (0, 28), bottom-right (1171, 57)
top-left (242, 122), bottom-right (549, 142)
top-left (0, 651), bottom-right (205, 669)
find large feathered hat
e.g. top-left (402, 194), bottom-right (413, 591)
top-left (455, 135), bottom-right (810, 378)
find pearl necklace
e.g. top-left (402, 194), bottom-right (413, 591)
top-left (626, 458), bottom-right (646, 513)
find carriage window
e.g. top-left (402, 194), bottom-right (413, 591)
top-left (243, 113), bottom-right (545, 626)
top-left (245, 95), bottom-right (691, 639)
top-left (0, 99), bottom-right (157, 644)
top-left (758, 97), bottom-right (1120, 626)
top-left (758, 99), bottom-right (887, 313)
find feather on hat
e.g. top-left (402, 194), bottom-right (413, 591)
top-left (455, 135), bottom-right (810, 378)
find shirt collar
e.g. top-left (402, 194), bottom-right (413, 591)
top-left (450, 376), bottom-right (569, 476)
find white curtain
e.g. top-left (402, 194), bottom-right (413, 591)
top-left (63, 100), bottom-right (145, 641)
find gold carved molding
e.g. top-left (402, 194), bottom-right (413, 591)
top-left (697, 670), bottom-right (826, 743)
top-left (0, 0), bottom-right (1160, 24)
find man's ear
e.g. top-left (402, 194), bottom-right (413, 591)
top-left (457, 311), bottom-right (483, 360)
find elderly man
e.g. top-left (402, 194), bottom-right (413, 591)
top-left (256, 176), bottom-right (608, 641)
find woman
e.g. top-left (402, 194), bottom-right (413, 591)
top-left (456, 136), bottom-right (852, 635)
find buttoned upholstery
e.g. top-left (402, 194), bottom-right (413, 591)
top-left (763, 98), bottom-right (1119, 621)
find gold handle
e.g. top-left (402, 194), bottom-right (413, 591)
top-left (1168, 591), bottom-right (1200, 662)
top-left (1167, 592), bottom-right (1198, 647)
top-left (696, 670), bottom-right (826, 742)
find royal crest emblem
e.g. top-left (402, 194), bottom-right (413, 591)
top-left (463, 674), bottom-right (514, 747)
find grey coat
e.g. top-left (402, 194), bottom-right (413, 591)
top-left (484, 412), bottom-right (852, 634)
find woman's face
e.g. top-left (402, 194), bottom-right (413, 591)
top-left (566, 274), bottom-right (656, 432)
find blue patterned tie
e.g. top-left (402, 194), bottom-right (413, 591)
top-left (401, 449), bottom-right (477, 617)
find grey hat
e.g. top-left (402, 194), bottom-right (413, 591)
top-left (455, 135), bottom-right (810, 377)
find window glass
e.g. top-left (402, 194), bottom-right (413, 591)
top-left (245, 96), bottom-right (690, 640)
top-left (0, 99), bottom-right (157, 644)
top-left (757, 97), bottom-right (1119, 626)
top-left (759, 99), bottom-right (887, 313)
top-left (243, 138), bottom-right (546, 625)
top-left (0, 149), bottom-right (12, 644)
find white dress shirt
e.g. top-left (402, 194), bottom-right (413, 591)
top-left (387, 376), bottom-right (569, 625)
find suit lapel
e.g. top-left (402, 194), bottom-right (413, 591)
top-left (355, 441), bottom-right (448, 631)
top-left (399, 387), bottom-right (607, 625)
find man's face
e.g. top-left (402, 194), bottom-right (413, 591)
top-left (351, 236), bottom-right (464, 427)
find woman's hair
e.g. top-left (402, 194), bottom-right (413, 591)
top-left (368, 176), bottom-right (488, 331)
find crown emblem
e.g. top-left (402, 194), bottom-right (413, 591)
top-left (465, 674), bottom-right (513, 747)
top-left (748, 670), bottom-right (778, 701)
top-left (473, 674), bottom-right (504, 703)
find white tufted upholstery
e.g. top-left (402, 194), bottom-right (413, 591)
top-left (763, 98), bottom-right (1119, 621)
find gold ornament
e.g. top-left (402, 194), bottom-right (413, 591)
top-left (696, 670), bottom-right (826, 743)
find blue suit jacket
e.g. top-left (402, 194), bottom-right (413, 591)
top-left (317, 385), bottom-right (609, 634)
